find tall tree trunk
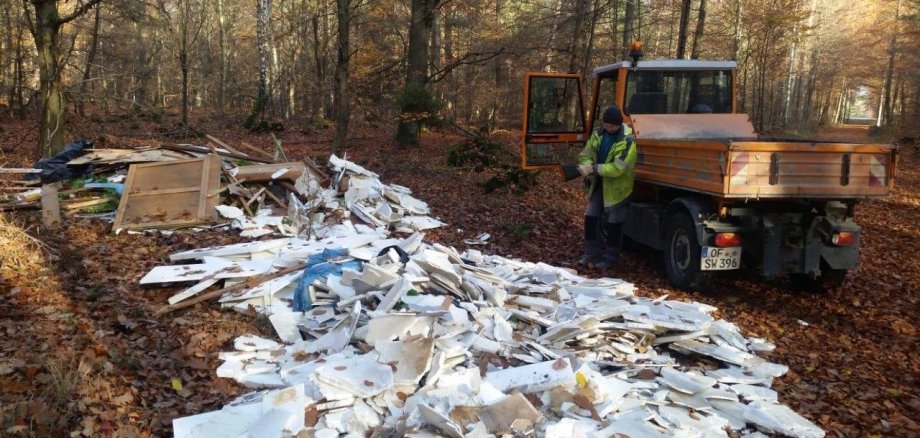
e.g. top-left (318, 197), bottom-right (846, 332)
top-left (879, 0), bottom-right (900, 127)
top-left (216, 0), bottom-right (228, 116)
top-left (581, 0), bottom-right (600, 76)
top-left (622, 0), bottom-right (635, 60)
top-left (782, 22), bottom-right (799, 126)
top-left (245, 0), bottom-right (272, 129)
top-left (77, 4), bottom-right (100, 117)
top-left (311, 14), bottom-right (326, 117)
top-left (567, 0), bottom-right (588, 74)
top-left (26, 0), bottom-right (100, 154)
top-left (545, 0), bottom-right (563, 69)
top-left (332, 0), bottom-right (351, 154)
top-left (676, 0), bottom-right (692, 59)
top-left (396, 0), bottom-right (438, 145)
top-left (3, 4), bottom-right (15, 116)
top-left (131, 2), bottom-right (148, 111)
top-left (180, 0), bottom-right (190, 125)
top-left (690, 0), bottom-right (706, 59)
top-left (430, 11), bottom-right (441, 74)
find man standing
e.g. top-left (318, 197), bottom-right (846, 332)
top-left (577, 105), bottom-right (637, 269)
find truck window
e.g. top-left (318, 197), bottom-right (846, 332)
top-left (592, 75), bottom-right (619, 130)
top-left (625, 70), bottom-right (732, 114)
top-left (527, 77), bottom-right (585, 134)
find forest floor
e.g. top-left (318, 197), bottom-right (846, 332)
top-left (0, 115), bottom-right (917, 437)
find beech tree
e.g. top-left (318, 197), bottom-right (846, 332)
top-left (24, 0), bottom-right (101, 156)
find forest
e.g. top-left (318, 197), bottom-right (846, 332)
top-left (0, 0), bottom-right (918, 156)
top-left (1, 1), bottom-right (919, 438)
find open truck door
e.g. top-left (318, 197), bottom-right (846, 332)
top-left (521, 73), bottom-right (589, 180)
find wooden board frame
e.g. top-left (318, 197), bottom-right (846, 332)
top-left (113, 155), bottom-right (221, 230)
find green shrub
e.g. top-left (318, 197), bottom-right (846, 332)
top-left (447, 138), bottom-right (540, 193)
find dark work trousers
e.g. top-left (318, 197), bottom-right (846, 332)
top-left (584, 183), bottom-right (625, 262)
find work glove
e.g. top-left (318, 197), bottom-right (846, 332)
top-left (577, 163), bottom-right (594, 177)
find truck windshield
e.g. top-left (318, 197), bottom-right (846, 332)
top-left (625, 70), bottom-right (732, 114)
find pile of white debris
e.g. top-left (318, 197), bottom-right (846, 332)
top-left (141, 156), bottom-right (824, 438)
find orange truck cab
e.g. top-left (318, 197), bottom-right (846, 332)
top-left (521, 59), bottom-right (897, 291)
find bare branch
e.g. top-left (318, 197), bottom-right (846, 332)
top-left (58, 0), bottom-right (102, 25)
top-left (427, 48), bottom-right (505, 83)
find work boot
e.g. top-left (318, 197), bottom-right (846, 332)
top-left (576, 254), bottom-right (598, 267)
top-left (592, 253), bottom-right (619, 270)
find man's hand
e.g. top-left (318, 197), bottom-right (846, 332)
top-left (578, 163), bottom-right (594, 176)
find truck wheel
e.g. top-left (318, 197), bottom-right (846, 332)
top-left (791, 263), bottom-right (847, 292)
top-left (663, 213), bottom-right (711, 291)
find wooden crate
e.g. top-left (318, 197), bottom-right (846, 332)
top-left (113, 155), bottom-right (221, 230)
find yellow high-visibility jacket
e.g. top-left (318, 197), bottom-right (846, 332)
top-left (578, 125), bottom-right (637, 207)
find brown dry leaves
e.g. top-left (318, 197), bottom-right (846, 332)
top-left (1, 120), bottom-right (917, 436)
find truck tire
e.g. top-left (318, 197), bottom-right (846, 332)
top-left (663, 212), bottom-right (711, 291)
top-left (791, 262), bottom-right (847, 293)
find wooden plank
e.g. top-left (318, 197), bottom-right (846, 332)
top-left (206, 135), bottom-right (248, 157)
top-left (238, 141), bottom-right (277, 162)
top-left (731, 142), bottom-right (894, 153)
top-left (233, 162), bottom-right (309, 182)
top-left (0, 168), bottom-right (42, 174)
top-left (112, 155), bottom-right (221, 231)
top-left (66, 149), bottom-right (173, 165)
top-left (161, 144), bottom-right (273, 163)
top-left (41, 183), bottom-right (61, 229)
top-left (62, 197), bottom-right (110, 210)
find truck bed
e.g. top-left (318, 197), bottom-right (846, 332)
top-left (635, 139), bottom-right (896, 199)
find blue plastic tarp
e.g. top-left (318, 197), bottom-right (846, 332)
top-left (292, 248), bottom-right (362, 312)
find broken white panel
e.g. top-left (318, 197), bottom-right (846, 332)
top-left (220, 270), bottom-right (302, 303)
top-left (330, 154), bottom-right (379, 178)
top-left (364, 314), bottom-right (432, 344)
top-left (744, 401), bottom-right (825, 438)
top-left (477, 393), bottom-right (544, 436)
top-left (307, 302), bottom-right (361, 354)
top-left (243, 384), bottom-right (310, 436)
top-left (235, 335), bottom-right (282, 352)
top-left (590, 408), bottom-right (670, 438)
top-left (140, 258), bottom-right (274, 284)
top-left (705, 367), bottom-right (774, 386)
top-left (399, 215), bottom-right (446, 231)
top-left (624, 302), bottom-right (713, 332)
top-left (544, 418), bottom-right (599, 437)
top-left (708, 398), bottom-right (748, 430)
top-left (375, 338), bottom-right (434, 386)
top-left (418, 404), bottom-right (464, 438)
top-left (169, 238), bottom-right (292, 262)
top-left (314, 355), bottom-right (394, 398)
top-left (659, 367), bottom-right (717, 394)
top-left (268, 312), bottom-right (304, 343)
top-left (340, 399), bottom-right (382, 435)
top-left (484, 358), bottom-right (575, 394)
top-left (350, 202), bottom-right (386, 227)
top-left (658, 404), bottom-right (730, 438)
top-left (383, 186), bottom-right (430, 215)
top-left (168, 278), bottom-right (219, 305)
top-left (216, 205), bottom-right (246, 220)
top-left (173, 398), bottom-right (263, 438)
top-left (729, 384), bottom-right (778, 403)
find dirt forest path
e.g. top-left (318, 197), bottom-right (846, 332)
top-left (0, 118), bottom-right (917, 437)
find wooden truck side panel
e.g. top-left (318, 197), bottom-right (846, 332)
top-left (633, 139), bottom-right (896, 199)
top-left (726, 142), bottom-right (894, 198)
top-left (634, 139), bottom-right (728, 196)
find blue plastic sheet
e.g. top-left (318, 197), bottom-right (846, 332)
top-left (292, 248), bottom-right (362, 312)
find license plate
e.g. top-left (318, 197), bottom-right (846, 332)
top-left (701, 246), bottom-right (741, 271)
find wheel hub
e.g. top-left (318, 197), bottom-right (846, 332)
top-left (671, 230), bottom-right (691, 272)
